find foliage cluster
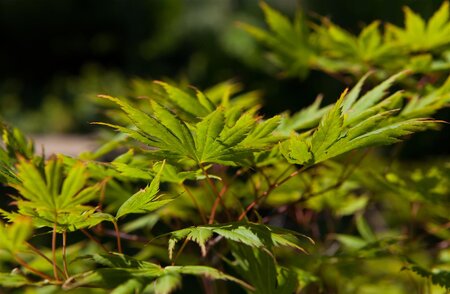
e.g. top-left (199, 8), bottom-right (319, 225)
top-left (0, 2), bottom-right (449, 293)
top-left (242, 1), bottom-right (450, 80)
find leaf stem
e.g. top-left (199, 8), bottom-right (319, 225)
top-left (62, 230), bottom-right (70, 279)
top-left (172, 237), bottom-right (189, 265)
top-left (52, 223), bottom-right (60, 282)
top-left (97, 177), bottom-right (111, 211)
top-left (112, 221), bottom-right (123, 253)
top-left (199, 163), bottom-right (231, 224)
top-left (80, 229), bottom-right (109, 252)
top-left (182, 184), bottom-right (208, 224)
top-left (238, 166), bottom-right (306, 221)
top-left (14, 254), bottom-right (54, 281)
top-left (26, 242), bottom-right (65, 277)
top-left (299, 149), bottom-right (369, 202)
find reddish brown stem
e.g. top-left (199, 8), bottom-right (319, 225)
top-left (26, 242), bottom-right (64, 277)
top-left (113, 221), bottom-right (123, 253)
top-left (52, 223), bottom-right (60, 282)
top-left (62, 230), bottom-right (69, 279)
top-left (172, 238), bottom-right (189, 265)
top-left (182, 184), bottom-right (208, 224)
top-left (101, 228), bottom-right (149, 243)
top-left (199, 164), bottom-right (231, 224)
top-left (238, 167), bottom-right (305, 221)
top-left (81, 229), bottom-right (109, 252)
top-left (14, 254), bottom-right (54, 281)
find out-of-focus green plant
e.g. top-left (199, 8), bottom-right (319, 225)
top-left (242, 2), bottom-right (450, 80)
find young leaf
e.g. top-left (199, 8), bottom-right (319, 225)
top-left (154, 81), bottom-right (210, 118)
top-left (285, 73), bottom-right (437, 165)
top-left (6, 156), bottom-right (111, 231)
top-left (116, 161), bottom-right (170, 219)
top-left (280, 136), bottom-right (313, 165)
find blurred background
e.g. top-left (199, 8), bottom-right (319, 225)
top-left (0, 0), bottom-right (447, 155)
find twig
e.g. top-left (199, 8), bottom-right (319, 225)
top-left (238, 166), bottom-right (307, 221)
top-left (200, 164), bottom-right (231, 224)
top-left (209, 168), bottom-right (245, 223)
top-left (182, 184), bottom-right (207, 224)
top-left (62, 230), bottom-right (69, 279)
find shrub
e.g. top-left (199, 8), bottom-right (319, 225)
top-left (0, 2), bottom-right (449, 293)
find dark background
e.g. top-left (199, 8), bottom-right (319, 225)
top-left (0, 0), bottom-right (447, 156)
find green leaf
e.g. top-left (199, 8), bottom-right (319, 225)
top-left (195, 108), bottom-right (226, 163)
top-left (165, 265), bottom-right (254, 291)
top-left (110, 279), bottom-right (145, 294)
top-left (260, 2), bottom-right (294, 42)
top-left (7, 156), bottom-right (107, 231)
top-left (347, 71), bottom-right (406, 121)
top-left (227, 242), bottom-right (277, 294)
top-left (0, 272), bottom-right (35, 288)
top-left (280, 136), bottom-right (312, 165)
top-left (166, 222), bottom-right (311, 260)
top-left (404, 259), bottom-right (450, 290)
top-left (286, 74), bottom-right (437, 165)
top-left (342, 72), bottom-right (371, 113)
top-left (240, 115), bottom-right (282, 149)
top-left (155, 81), bottom-right (210, 118)
top-left (386, 1), bottom-right (450, 51)
top-left (59, 162), bottom-right (88, 207)
top-left (100, 90), bottom-right (281, 166)
top-left (153, 273), bottom-right (181, 294)
top-left (82, 252), bottom-right (162, 270)
top-left (150, 101), bottom-right (197, 157)
top-left (240, 2), bottom-right (313, 78)
top-left (310, 90), bottom-right (346, 160)
top-left (112, 162), bottom-right (152, 180)
top-left (15, 157), bottom-right (52, 206)
top-left (65, 253), bottom-right (252, 292)
top-left (278, 95), bottom-right (330, 134)
top-left (355, 214), bottom-right (376, 242)
top-left (0, 216), bottom-right (33, 253)
top-left (116, 161), bottom-right (171, 218)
